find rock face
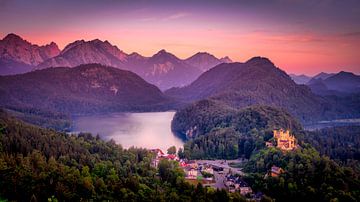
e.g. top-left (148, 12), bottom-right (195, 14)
top-left (0, 33), bottom-right (233, 90)
top-left (37, 41), bottom-right (204, 90)
top-left (0, 33), bottom-right (60, 75)
top-left (0, 64), bottom-right (174, 114)
top-left (139, 50), bottom-right (202, 90)
top-left (165, 57), bottom-right (358, 122)
top-left (37, 39), bottom-right (128, 69)
top-left (184, 52), bottom-right (232, 72)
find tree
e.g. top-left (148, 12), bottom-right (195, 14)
top-left (167, 146), bottom-right (176, 155)
top-left (177, 148), bottom-right (185, 159)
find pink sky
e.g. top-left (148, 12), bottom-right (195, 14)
top-left (1, 0), bottom-right (359, 75)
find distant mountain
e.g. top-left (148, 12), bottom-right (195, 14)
top-left (140, 50), bottom-right (202, 90)
top-left (0, 64), bottom-right (174, 114)
top-left (0, 33), bottom-right (60, 75)
top-left (220, 56), bottom-right (232, 63)
top-left (37, 40), bottom-right (203, 90)
top-left (184, 52), bottom-right (232, 72)
top-left (1, 33), bottom-right (232, 90)
top-left (307, 71), bottom-right (360, 95)
top-left (166, 57), bottom-right (358, 122)
top-left (289, 74), bottom-right (311, 84)
top-left (324, 71), bottom-right (360, 93)
top-left (306, 78), bottom-right (331, 95)
top-left (312, 72), bottom-right (335, 80)
top-left (37, 39), bottom-right (128, 69)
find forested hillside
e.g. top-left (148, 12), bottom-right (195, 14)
top-left (172, 99), bottom-right (303, 159)
top-left (0, 64), bottom-right (175, 114)
top-left (243, 147), bottom-right (360, 202)
top-left (166, 57), bottom-right (360, 122)
top-left (301, 126), bottom-right (360, 171)
top-left (0, 110), bottom-right (246, 201)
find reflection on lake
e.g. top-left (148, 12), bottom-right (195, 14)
top-left (72, 112), bottom-right (184, 151)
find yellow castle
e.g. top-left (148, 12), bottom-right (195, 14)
top-left (273, 129), bottom-right (296, 151)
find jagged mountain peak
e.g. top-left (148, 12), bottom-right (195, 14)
top-left (3, 33), bottom-right (23, 41)
top-left (151, 49), bottom-right (179, 61)
top-left (220, 56), bottom-right (232, 63)
top-left (61, 40), bottom-right (86, 54)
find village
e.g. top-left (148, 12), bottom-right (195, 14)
top-left (151, 129), bottom-right (298, 198)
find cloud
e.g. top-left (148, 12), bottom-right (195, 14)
top-left (164, 12), bottom-right (191, 20)
top-left (340, 31), bottom-right (360, 37)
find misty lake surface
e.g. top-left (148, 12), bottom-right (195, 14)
top-left (72, 112), bottom-right (184, 151)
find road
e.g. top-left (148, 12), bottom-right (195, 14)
top-left (213, 171), bottom-right (226, 189)
top-left (196, 159), bottom-right (245, 175)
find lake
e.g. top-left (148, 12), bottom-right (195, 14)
top-left (72, 111), bottom-right (184, 152)
top-left (304, 118), bottom-right (360, 131)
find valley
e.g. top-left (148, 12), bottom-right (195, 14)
top-left (0, 24), bottom-right (359, 202)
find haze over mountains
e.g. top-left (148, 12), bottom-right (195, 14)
top-left (307, 71), bottom-right (360, 96)
top-left (0, 33), bottom-right (359, 123)
top-left (291, 71), bottom-right (360, 96)
top-left (184, 52), bottom-right (232, 72)
top-left (0, 33), bottom-right (232, 90)
top-left (166, 57), bottom-right (360, 122)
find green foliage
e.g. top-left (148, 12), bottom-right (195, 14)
top-left (167, 145), bottom-right (177, 155)
top-left (244, 147), bottom-right (360, 201)
top-left (173, 100), bottom-right (303, 159)
top-left (158, 159), bottom-right (184, 183)
top-left (0, 110), bottom-right (245, 201)
top-left (301, 126), bottom-right (360, 171)
top-left (4, 107), bottom-right (71, 131)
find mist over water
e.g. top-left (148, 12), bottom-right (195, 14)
top-left (72, 111), bottom-right (184, 151)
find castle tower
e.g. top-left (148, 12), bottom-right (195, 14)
top-left (273, 129), bottom-right (296, 151)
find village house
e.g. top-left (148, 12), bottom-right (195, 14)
top-left (270, 165), bottom-right (284, 177)
top-left (200, 164), bottom-right (214, 175)
top-left (265, 141), bottom-right (274, 148)
top-left (224, 174), bottom-right (252, 195)
top-left (187, 160), bottom-right (198, 169)
top-left (273, 129), bottom-right (296, 151)
top-left (185, 167), bottom-right (198, 179)
top-left (203, 167), bottom-right (214, 175)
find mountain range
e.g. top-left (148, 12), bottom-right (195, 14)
top-left (0, 64), bottom-right (175, 114)
top-left (0, 33), bottom-right (359, 123)
top-left (289, 74), bottom-right (312, 84)
top-left (184, 52), bottom-right (232, 72)
top-left (0, 33), bottom-right (232, 90)
top-left (0, 33), bottom-right (60, 75)
top-left (307, 71), bottom-right (360, 95)
top-left (166, 57), bottom-right (359, 122)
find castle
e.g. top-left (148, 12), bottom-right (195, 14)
top-left (273, 129), bottom-right (296, 151)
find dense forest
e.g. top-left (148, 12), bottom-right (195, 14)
top-left (0, 110), bottom-right (247, 201)
top-left (0, 64), bottom-right (176, 115)
top-left (3, 106), bottom-right (71, 131)
top-left (301, 126), bottom-right (360, 172)
top-left (172, 99), bottom-right (360, 201)
top-left (172, 99), bottom-right (302, 139)
top-left (173, 99), bottom-right (303, 159)
top-left (243, 147), bottom-right (360, 201)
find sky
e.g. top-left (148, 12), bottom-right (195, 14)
top-left (0, 0), bottom-right (359, 75)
